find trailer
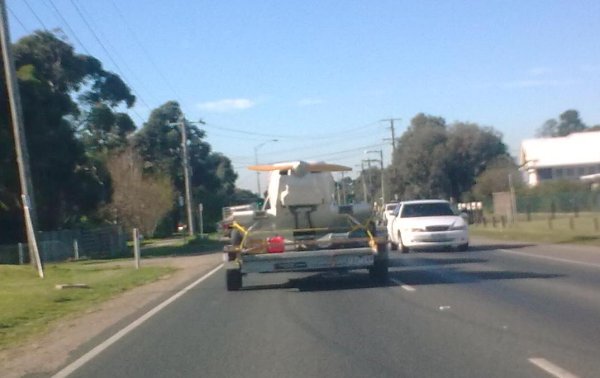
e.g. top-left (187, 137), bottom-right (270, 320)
top-left (223, 217), bottom-right (388, 290)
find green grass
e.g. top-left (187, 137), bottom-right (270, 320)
top-left (471, 212), bottom-right (600, 246)
top-left (0, 261), bottom-right (174, 350)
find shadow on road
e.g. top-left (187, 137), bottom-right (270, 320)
top-left (468, 243), bottom-right (534, 252)
top-left (241, 272), bottom-right (396, 292)
top-left (390, 267), bottom-right (563, 286)
top-left (389, 257), bottom-right (488, 267)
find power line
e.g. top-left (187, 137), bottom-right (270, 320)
top-left (23, 0), bottom-right (47, 31)
top-left (203, 120), bottom-right (380, 140)
top-left (6, 5), bottom-right (28, 34)
top-left (73, 1), bottom-right (160, 107)
top-left (108, 0), bottom-right (183, 103)
top-left (68, 0), bottom-right (151, 119)
top-left (45, 0), bottom-right (90, 55)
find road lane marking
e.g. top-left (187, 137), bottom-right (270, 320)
top-left (390, 278), bottom-right (416, 292)
top-left (499, 249), bottom-right (600, 270)
top-left (52, 263), bottom-right (224, 378)
top-left (529, 358), bottom-right (579, 378)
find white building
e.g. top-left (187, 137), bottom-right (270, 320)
top-left (519, 130), bottom-right (600, 187)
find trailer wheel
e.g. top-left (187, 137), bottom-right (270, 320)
top-left (369, 257), bottom-right (388, 283)
top-left (226, 268), bottom-right (242, 291)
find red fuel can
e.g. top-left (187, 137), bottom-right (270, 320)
top-left (267, 236), bottom-right (285, 253)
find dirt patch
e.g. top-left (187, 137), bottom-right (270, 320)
top-left (0, 252), bottom-right (223, 378)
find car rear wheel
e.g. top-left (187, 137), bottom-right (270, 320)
top-left (456, 243), bottom-right (469, 252)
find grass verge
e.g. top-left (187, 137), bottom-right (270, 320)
top-left (470, 213), bottom-right (600, 246)
top-left (0, 262), bottom-right (174, 350)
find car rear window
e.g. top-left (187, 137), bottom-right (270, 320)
top-left (400, 203), bottom-right (454, 217)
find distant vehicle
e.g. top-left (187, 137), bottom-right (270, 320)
top-left (387, 199), bottom-right (469, 253)
top-left (218, 203), bottom-right (258, 238)
top-left (223, 161), bottom-right (387, 290)
top-left (382, 202), bottom-right (399, 224)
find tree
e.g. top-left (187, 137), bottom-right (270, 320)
top-left (134, 101), bottom-right (238, 233)
top-left (390, 113), bottom-right (448, 199)
top-left (389, 113), bottom-right (508, 201)
top-left (80, 103), bottom-right (136, 153)
top-left (102, 148), bottom-right (174, 236)
top-left (1, 31), bottom-right (135, 242)
top-left (444, 122), bottom-right (508, 200)
top-left (536, 119), bottom-right (558, 137)
top-left (535, 109), bottom-right (587, 137)
top-left (472, 156), bottom-right (522, 199)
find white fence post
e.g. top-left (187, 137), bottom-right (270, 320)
top-left (73, 239), bottom-right (79, 260)
top-left (18, 242), bottom-right (24, 265)
top-left (133, 228), bottom-right (140, 269)
top-left (198, 203), bottom-right (204, 239)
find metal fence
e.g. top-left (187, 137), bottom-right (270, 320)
top-left (0, 225), bottom-right (127, 265)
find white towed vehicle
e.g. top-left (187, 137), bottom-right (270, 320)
top-left (387, 200), bottom-right (469, 253)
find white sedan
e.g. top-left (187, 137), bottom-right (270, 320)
top-left (387, 200), bottom-right (469, 253)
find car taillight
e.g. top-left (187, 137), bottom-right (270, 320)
top-left (267, 236), bottom-right (285, 253)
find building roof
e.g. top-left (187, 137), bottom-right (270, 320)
top-left (520, 131), bottom-right (600, 168)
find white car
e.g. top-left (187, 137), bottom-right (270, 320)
top-left (382, 202), bottom-right (399, 225)
top-left (387, 200), bottom-right (469, 252)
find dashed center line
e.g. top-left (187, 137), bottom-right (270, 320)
top-left (529, 358), bottom-right (579, 378)
top-left (390, 278), bottom-right (416, 292)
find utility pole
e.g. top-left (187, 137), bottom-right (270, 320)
top-left (180, 117), bottom-right (195, 236)
top-left (366, 149), bottom-right (385, 205)
top-left (363, 159), bottom-right (379, 206)
top-left (381, 118), bottom-right (401, 153)
top-left (169, 116), bottom-right (205, 237)
top-left (340, 171), bottom-right (347, 204)
top-left (1, 0), bottom-right (43, 276)
top-left (358, 163), bottom-right (368, 203)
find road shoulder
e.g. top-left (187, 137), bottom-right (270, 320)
top-left (0, 252), bottom-right (223, 378)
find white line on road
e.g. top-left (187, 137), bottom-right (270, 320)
top-left (390, 278), bottom-right (416, 292)
top-left (52, 263), bottom-right (224, 378)
top-left (499, 249), bottom-right (600, 269)
top-left (529, 358), bottom-right (579, 378)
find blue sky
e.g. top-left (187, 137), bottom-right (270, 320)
top-left (7, 0), bottom-right (600, 191)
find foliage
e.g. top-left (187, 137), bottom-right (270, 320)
top-left (102, 148), bottom-right (175, 237)
top-left (133, 101), bottom-right (237, 233)
top-left (472, 155), bottom-right (523, 199)
top-left (517, 180), bottom-right (597, 213)
top-left (535, 109), bottom-right (588, 137)
top-left (388, 113), bottom-right (508, 201)
top-left (1, 31), bottom-right (135, 243)
top-left (80, 104), bottom-right (136, 153)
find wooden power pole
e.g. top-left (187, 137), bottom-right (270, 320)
top-left (1, 0), bottom-right (43, 277)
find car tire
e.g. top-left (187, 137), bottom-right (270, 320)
top-left (456, 243), bottom-right (469, 252)
top-left (398, 233), bottom-right (409, 253)
top-left (226, 268), bottom-right (242, 291)
top-left (390, 241), bottom-right (398, 251)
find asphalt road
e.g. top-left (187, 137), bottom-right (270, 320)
top-left (56, 238), bottom-right (600, 378)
